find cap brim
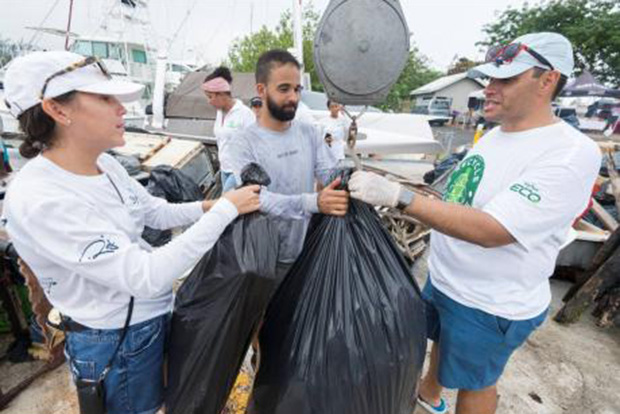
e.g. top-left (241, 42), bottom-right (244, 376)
top-left (76, 80), bottom-right (145, 102)
top-left (468, 61), bottom-right (534, 79)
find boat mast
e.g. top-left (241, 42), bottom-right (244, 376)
top-left (151, 0), bottom-right (169, 130)
top-left (65, 0), bottom-right (75, 50)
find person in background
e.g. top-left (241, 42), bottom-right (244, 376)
top-left (2, 51), bottom-right (260, 414)
top-left (348, 33), bottom-right (601, 414)
top-left (202, 67), bottom-right (255, 192)
top-left (250, 96), bottom-right (262, 119)
top-left (318, 99), bottom-right (349, 160)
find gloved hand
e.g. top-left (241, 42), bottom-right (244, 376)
top-left (349, 171), bottom-right (402, 207)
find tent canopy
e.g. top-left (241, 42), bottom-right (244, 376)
top-left (561, 71), bottom-right (620, 98)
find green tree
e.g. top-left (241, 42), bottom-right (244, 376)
top-left (380, 49), bottom-right (442, 112)
top-left (479, 0), bottom-right (620, 87)
top-left (447, 57), bottom-right (480, 76)
top-left (227, 4), bottom-right (323, 90)
top-left (226, 3), bottom-right (441, 111)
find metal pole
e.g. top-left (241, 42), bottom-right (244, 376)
top-left (65, 0), bottom-right (75, 50)
top-left (292, 0), bottom-right (304, 70)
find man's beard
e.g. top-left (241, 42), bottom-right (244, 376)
top-left (266, 95), bottom-right (297, 122)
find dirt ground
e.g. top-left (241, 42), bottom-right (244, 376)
top-left (410, 254), bottom-right (620, 414)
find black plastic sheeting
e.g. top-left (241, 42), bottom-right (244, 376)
top-left (248, 174), bottom-right (427, 414)
top-left (146, 165), bottom-right (203, 202)
top-left (424, 149), bottom-right (468, 185)
top-left (107, 150), bottom-right (141, 176)
top-left (166, 164), bottom-right (280, 414)
top-left (142, 166), bottom-right (204, 247)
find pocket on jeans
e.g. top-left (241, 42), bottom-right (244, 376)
top-left (71, 358), bottom-right (97, 381)
top-left (494, 316), bottom-right (512, 336)
top-left (126, 318), bottom-right (163, 357)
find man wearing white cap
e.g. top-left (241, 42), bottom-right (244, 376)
top-left (348, 33), bottom-right (601, 414)
top-left (2, 51), bottom-right (260, 414)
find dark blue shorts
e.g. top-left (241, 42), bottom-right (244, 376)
top-left (65, 314), bottom-right (169, 414)
top-left (422, 278), bottom-right (547, 390)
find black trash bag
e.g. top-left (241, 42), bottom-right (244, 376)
top-left (248, 174), bottom-right (427, 414)
top-left (424, 149), bottom-right (468, 184)
top-left (141, 166), bottom-right (204, 247)
top-left (240, 162), bottom-right (272, 187)
top-left (166, 164), bottom-right (280, 414)
top-left (107, 150), bottom-right (141, 176)
top-left (141, 226), bottom-right (172, 247)
top-left (146, 165), bottom-right (203, 202)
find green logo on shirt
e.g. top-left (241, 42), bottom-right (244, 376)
top-left (510, 182), bottom-right (541, 203)
top-left (226, 120), bottom-right (241, 129)
top-left (444, 155), bottom-right (485, 206)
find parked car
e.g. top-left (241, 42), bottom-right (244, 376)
top-left (554, 106), bottom-right (580, 129)
top-left (411, 96), bottom-right (452, 125)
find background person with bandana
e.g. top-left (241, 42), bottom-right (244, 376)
top-left (202, 67), bottom-right (255, 192)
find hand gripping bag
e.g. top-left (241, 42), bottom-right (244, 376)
top-left (166, 164), bottom-right (279, 414)
top-left (248, 176), bottom-right (427, 414)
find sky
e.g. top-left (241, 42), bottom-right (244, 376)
top-left (0, 0), bottom-right (531, 71)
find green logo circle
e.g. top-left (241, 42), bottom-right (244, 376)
top-left (444, 155), bottom-right (485, 206)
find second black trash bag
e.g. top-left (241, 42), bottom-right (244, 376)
top-left (166, 164), bottom-right (280, 414)
top-left (248, 198), bottom-right (427, 414)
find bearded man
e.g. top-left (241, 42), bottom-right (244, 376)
top-left (228, 49), bottom-right (349, 274)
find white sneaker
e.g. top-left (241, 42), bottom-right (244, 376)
top-left (417, 396), bottom-right (449, 414)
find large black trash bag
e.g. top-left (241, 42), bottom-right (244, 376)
top-left (166, 164), bottom-right (280, 414)
top-left (142, 166), bottom-right (204, 247)
top-left (248, 176), bottom-right (427, 414)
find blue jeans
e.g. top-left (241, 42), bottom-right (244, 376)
top-left (65, 314), bottom-right (169, 414)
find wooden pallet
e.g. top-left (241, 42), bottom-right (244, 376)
top-left (142, 139), bottom-right (204, 171)
top-left (114, 132), bottom-right (170, 161)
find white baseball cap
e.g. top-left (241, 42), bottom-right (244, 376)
top-left (3, 50), bottom-right (145, 118)
top-left (468, 32), bottom-right (574, 79)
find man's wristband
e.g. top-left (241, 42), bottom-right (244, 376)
top-left (396, 187), bottom-right (416, 210)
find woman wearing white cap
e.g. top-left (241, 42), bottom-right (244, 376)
top-left (2, 51), bottom-right (260, 414)
top-left (202, 67), bottom-right (255, 193)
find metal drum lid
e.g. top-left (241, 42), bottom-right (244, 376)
top-left (314, 0), bottom-right (410, 105)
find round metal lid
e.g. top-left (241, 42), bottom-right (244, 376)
top-left (314, 0), bottom-right (410, 105)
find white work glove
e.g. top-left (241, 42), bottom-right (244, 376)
top-left (349, 171), bottom-right (402, 207)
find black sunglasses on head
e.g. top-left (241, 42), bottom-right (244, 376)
top-left (40, 56), bottom-right (111, 99)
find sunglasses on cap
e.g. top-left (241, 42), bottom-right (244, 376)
top-left (40, 56), bottom-right (111, 99)
top-left (486, 43), bottom-right (554, 71)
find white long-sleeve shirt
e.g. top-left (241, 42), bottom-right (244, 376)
top-left (3, 153), bottom-right (238, 329)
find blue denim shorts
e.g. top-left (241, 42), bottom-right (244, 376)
top-left (65, 313), bottom-right (169, 414)
top-left (422, 278), bottom-right (547, 390)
